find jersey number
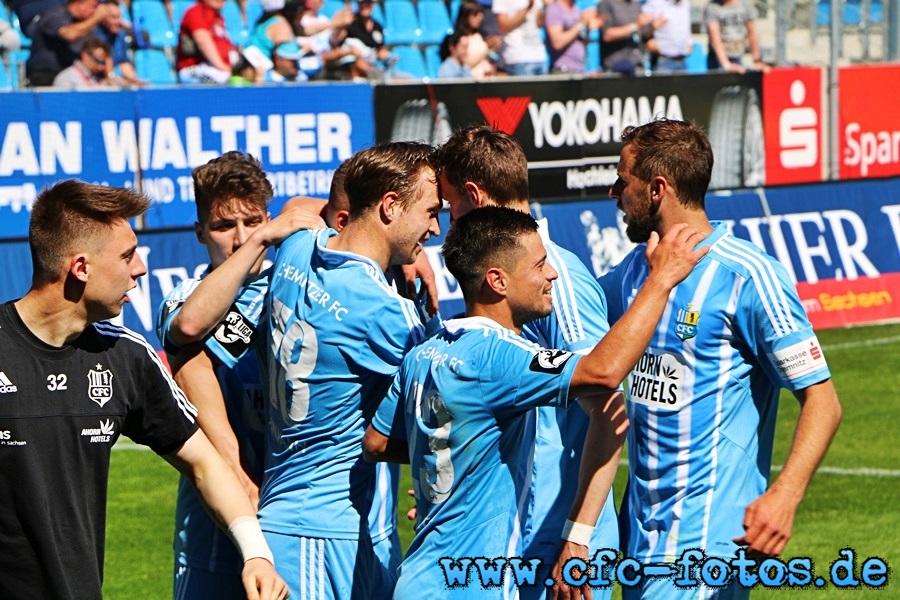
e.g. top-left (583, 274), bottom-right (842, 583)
top-left (412, 383), bottom-right (454, 505)
top-left (47, 374), bottom-right (68, 391)
top-left (270, 298), bottom-right (319, 426)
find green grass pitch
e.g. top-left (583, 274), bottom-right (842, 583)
top-left (103, 322), bottom-right (900, 598)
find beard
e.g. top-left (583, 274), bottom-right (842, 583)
top-left (624, 187), bottom-right (662, 244)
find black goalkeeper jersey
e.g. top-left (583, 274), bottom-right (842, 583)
top-left (0, 301), bottom-right (199, 599)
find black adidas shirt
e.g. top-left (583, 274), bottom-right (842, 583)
top-left (0, 301), bottom-right (199, 599)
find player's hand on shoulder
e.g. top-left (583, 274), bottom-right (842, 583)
top-left (257, 203), bottom-right (327, 247)
top-left (644, 223), bottom-right (709, 288)
top-left (242, 556), bottom-right (290, 600)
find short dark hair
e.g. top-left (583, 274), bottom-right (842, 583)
top-left (29, 180), bottom-right (150, 284)
top-left (192, 151), bottom-right (273, 222)
top-left (342, 141), bottom-right (436, 216)
top-left (81, 37), bottom-right (111, 56)
top-left (442, 205), bottom-right (538, 303)
top-left (619, 119), bottom-right (713, 209)
top-left (435, 125), bottom-right (529, 207)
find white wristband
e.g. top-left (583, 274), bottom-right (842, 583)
top-left (561, 519), bottom-right (595, 547)
top-left (228, 516), bottom-right (275, 565)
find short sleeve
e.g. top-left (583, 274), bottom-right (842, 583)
top-left (371, 373), bottom-right (406, 441)
top-left (122, 338), bottom-right (199, 454)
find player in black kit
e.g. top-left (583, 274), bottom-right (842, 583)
top-left (0, 180), bottom-right (288, 600)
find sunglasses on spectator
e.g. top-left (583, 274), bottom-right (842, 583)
top-left (89, 53), bottom-right (107, 66)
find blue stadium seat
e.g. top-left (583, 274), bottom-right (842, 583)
top-left (320, 0), bottom-right (345, 19)
top-left (0, 61), bottom-right (13, 90)
top-left (171, 0), bottom-right (194, 30)
top-left (244, 0), bottom-right (264, 26)
top-left (816, 0), bottom-right (882, 26)
top-left (448, 0), bottom-right (461, 23)
top-left (391, 44), bottom-right (427, 79)
top-left (131, 1), bottom-right (177, 48)
top-left (383, 0), bottom-right (421, 45)
top-left (685, 40), bottom-right (706, 74)
top-left (8, 11), bottom-right (30, 49)
top-left (221, 0), bottom-right (250, 47)
top-left (423, 43), bottom-right (441, 78)
top-left (134, 48), bottom-right (177, 84)
top-left (418, 0), bottom-right (453, 44)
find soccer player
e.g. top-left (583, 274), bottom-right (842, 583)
top-left (433, 125), bottom-right (622, 598)
top-left (156, 152), bottom-right (311, 599)
top-left (0, 180), bottom-right (287, 600)
top-left (260, 141), bottom-right (442, 599)
top-left (602, 119), bottom-right (841, 599)
top-left (364, 206), bottom-right (706, 598)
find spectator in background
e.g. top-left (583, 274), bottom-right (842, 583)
top-left (96, 1), bottom-right (146, 85)
top-left (642, 0), bottom-right (693, 73)
top-left (493, 0), bottom-right (548, 76)
top-left (442, 0), bottom-right (497, 78)
top-left (25, 0), bottom-right (115, 86)
top-left (544, 0), bottom-right (604, 74)
top-left (176, 0), bottom-right (237, 83)
top-left (0, 17), bottom-right (22, 63)
top-left (9, 0), bottom-right (63, 38)
top-left (243, 0), bottom-right (308, 81)
top-left (264, 40), bottom-right (307, 81)
top-left (436, 30), bottom-right (472, 79)
top-left (297, 0), bottom-right (360, 80)
top-left (597, 0), bottom-right (659, 75)
top-left (52, 35), bottom-right (111, 86)
top-left (343, 0), bottom-right (391, 79)
top-left (705, 0), bottom-right (769, 73)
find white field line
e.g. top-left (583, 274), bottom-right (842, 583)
top-left (112, 441), bottom-right (900, 477)
top-left (820, 334), bottom-right (900, 352)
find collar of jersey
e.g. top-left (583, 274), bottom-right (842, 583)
top-left (313, 228), bottom-right (387, 278)
top-left (443, 315), bottom-right (508, 334)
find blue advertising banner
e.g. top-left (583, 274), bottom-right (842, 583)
top-left (2, 177), bottom-right (898, 352)
top-left (0, 83), bottom-right (374, 237)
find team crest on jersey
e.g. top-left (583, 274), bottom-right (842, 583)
top-left (674, 304), bottom-right (700, 341)
top-left (87, 365), bottom-right (114, 407)
top-left (530, 349), bottom-right (574, 374)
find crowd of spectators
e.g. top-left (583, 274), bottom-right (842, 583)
top-left (0, 0), bottom-right (769, 88)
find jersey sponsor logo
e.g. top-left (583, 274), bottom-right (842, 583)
top-left (627, 349), bottom-right (685, 410)
top-left (215, 310), bottom-right (254, 357)
top-left (674, 304), bottom-right (700, 341)
top-left (0, 371), bottom-right (17, 393)
top-left (530, 349), bottom-right (574, 374)
top-left (769, 337), bottom-right (828, 381)
top-left (88, 364), bottom-right (114, 407)
top-left (81, 418), bottom-right (115, 443)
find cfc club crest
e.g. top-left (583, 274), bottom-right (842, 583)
top-left (88, 364), bottom-right (114, 407)
top-left (675, 304), bottom-right (700, 341)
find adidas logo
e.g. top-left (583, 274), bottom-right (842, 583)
top-left (0, 372), bottom-right (17, 394)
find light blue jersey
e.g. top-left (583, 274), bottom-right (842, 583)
top-left (373, 316), bottom-right (582, 599)
top-left (517, 220), bottom-right (619, 599)
top-left (156, 269), bottom-right (268, 578)
top-left (598, 222), bottom-right (831, 566)
top-left (261, 229), bottom-right (424, 594)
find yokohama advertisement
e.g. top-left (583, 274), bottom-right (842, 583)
top-left (374, 72), bottom-right (764, 200)
top-left (839, 64), bottom-right (900, 180)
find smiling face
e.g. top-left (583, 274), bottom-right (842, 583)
top-left (196, 199), bottom-right (268, 272)
top-left (390, 167), bottom-right (442, 266)
top-left (505, 230), bottom-right (558, 327)
top-left (610, 144), bottom-right (658, 244)
top-left (83, 218), bottom-right (147, 321)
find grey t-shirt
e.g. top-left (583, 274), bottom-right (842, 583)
top-left (705, 0), bottom-right (757, 64)
top-left (598, 0), bottom-right (643, 73)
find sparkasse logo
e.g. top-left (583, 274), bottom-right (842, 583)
top-left (476, 97), bottom-right (531, 135)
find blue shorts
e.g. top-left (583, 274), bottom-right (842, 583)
top-left (173, 563), bottom-right (245, 600)
top-left (371, 530), bottom-right (401, 596)
top-left (265, 531), bottom-right (383, 600)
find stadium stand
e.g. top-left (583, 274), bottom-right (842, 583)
top-left (391, 43), bottom-right (427, 78)
top-left (417, 0), bottom-right (453, 45)
top-left (383, 0), bottom-right (421, 45)
top-left (423, 42), bottom-right (441, 78)
top-left (131, 0), bottom-right (178, 48)
top-left (134, 47), bottom-right (177, 83)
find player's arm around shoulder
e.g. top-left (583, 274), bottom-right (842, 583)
top-left (363, 374), bottom-right (410, 464)
top-left (164, 429), bottom-right (288, 599)
top-left (571, 225), bottom-right (708, 394)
